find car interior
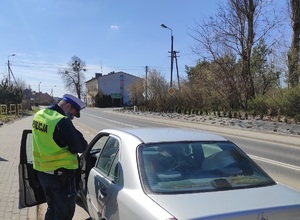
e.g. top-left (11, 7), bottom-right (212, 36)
top-left (139, 141), bottom-right (272, 193)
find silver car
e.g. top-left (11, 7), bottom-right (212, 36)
top-left (19, 127), bottom-right (300, 219)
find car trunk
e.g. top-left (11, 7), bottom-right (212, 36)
top-left (148, 184), bottom-right (300, 220)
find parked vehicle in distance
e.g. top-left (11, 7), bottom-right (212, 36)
top-left (19, 127), bottom-right (300, 219)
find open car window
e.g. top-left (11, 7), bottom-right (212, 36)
top-left (90, 135), bottom-right (109, 155)
top-left (138, 141), bottom-right (276, 194)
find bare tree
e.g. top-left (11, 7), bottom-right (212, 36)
top-left (87, 84), bottom-right (98, 107)
top-left (190, 0), bottom-right (281, 109)
top-left (128, 78), bottom-right (145, 105)
top-left (186, 58), bottom-right (242, 110)
top-left (287, 0), bottom-right (300, 87)
top-left (145, 69), bottom-right (169, 111)
top-left (58, 56), bottom-right (86, 99)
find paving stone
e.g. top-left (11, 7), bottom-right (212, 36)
top-left (0, 116), bottom-right (32, 220)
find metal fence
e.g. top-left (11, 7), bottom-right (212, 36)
top-left (0, 104), bottom-right (24, 121)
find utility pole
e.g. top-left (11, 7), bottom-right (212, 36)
top-left (145, 66), bottom-right (148, 101)
top-left (170, 33), bottom-right (174, 88)
top-left (174, 51), bottom-right (180, 90)
top-left (8, 59), bottom-right (11, 85)
top-left (7, 54), bottom-right (16, 86)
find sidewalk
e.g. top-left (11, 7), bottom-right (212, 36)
top-left (0, 116), bottom-right (36, 220)
top-left (0, 116), bottom-right (90, 220)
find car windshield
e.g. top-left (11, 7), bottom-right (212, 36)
top-left (138, 141), bottom-right (276, 194)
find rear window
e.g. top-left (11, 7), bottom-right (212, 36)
top-left (138, 141), bottom-right (275, 194)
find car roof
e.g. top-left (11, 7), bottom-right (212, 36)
top-left (100, 127), bottom-right (227, 144)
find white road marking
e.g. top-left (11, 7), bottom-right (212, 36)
top-left (249, 154), bottom-right (300, 172)
top-left (85, 113), bottom-right (139, 128)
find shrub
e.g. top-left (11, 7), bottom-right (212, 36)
top-left (278, 86), bottom-right (300, 117)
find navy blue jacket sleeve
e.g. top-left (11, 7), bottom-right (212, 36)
top-left (54, 118), bottom-right (88, 153)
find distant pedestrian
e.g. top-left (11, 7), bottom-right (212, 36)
top-left (32, 94), bottom-right (88, 220)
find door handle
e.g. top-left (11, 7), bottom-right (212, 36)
top-left (99, 187), bottom-right (107, 199)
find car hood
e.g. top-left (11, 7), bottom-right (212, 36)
top-left (148, 184), bottom-right (300, 220)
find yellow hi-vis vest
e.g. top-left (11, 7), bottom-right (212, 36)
top-left (32, 108), bottom-right (78, 172)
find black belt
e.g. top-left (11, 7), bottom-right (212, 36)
top-left (43, 170), bottom-right (63, 176)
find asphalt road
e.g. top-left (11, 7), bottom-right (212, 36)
top-left (41, 107), bottom-right (300, 219)
top-left (76, 108), bottom-right (300, 192)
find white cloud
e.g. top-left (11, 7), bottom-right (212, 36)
top-left (110, 25), bottom-right (119, 30)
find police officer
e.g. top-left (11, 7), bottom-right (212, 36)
top-left (32, 94), bottom-right (88, 220)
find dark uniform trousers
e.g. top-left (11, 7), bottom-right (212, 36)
top-left (37, 170), bottom-right (77, 220)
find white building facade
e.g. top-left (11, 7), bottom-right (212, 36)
top-left (86, 71), bottom-right (141, 107)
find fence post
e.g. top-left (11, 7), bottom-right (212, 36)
top-left (17, 104), bottom-right (23, 116)
top-left (1, 104), bottom-right (7, 121)
top-left (10, 104), bottom-right (16, 119)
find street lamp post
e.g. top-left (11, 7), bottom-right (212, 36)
top-left (161, 24), bottom-right (176, 114)
top-left (7, 54), bottom-right (15, 86)
top-left (38, 82), bottom-right (42, 104)
top-left (51, 85), bottom-right (57, 98)
top-left (161, 24), bottom-right (174, 88)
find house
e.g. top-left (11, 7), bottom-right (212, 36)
top-left (85, 71), bottom-right (141, 107)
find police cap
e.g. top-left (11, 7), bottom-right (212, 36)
top-left (62, 94), bottom-right (86, 117)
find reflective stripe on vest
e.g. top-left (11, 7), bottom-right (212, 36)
top-left (33, 156), bottom-right (78, 169)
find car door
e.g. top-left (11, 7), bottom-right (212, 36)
top-left (77, 133), bottom-right (109, 207)
top-left (86, 135), bottom-right (120, 219)
top-left (18, 129), bottom-right (46, 208)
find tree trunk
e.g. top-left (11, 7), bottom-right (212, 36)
top-left (288, 0), bottom-right (300, 87)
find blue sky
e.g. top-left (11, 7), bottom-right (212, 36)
top-left (0, 0), bottom-right (287, 98)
